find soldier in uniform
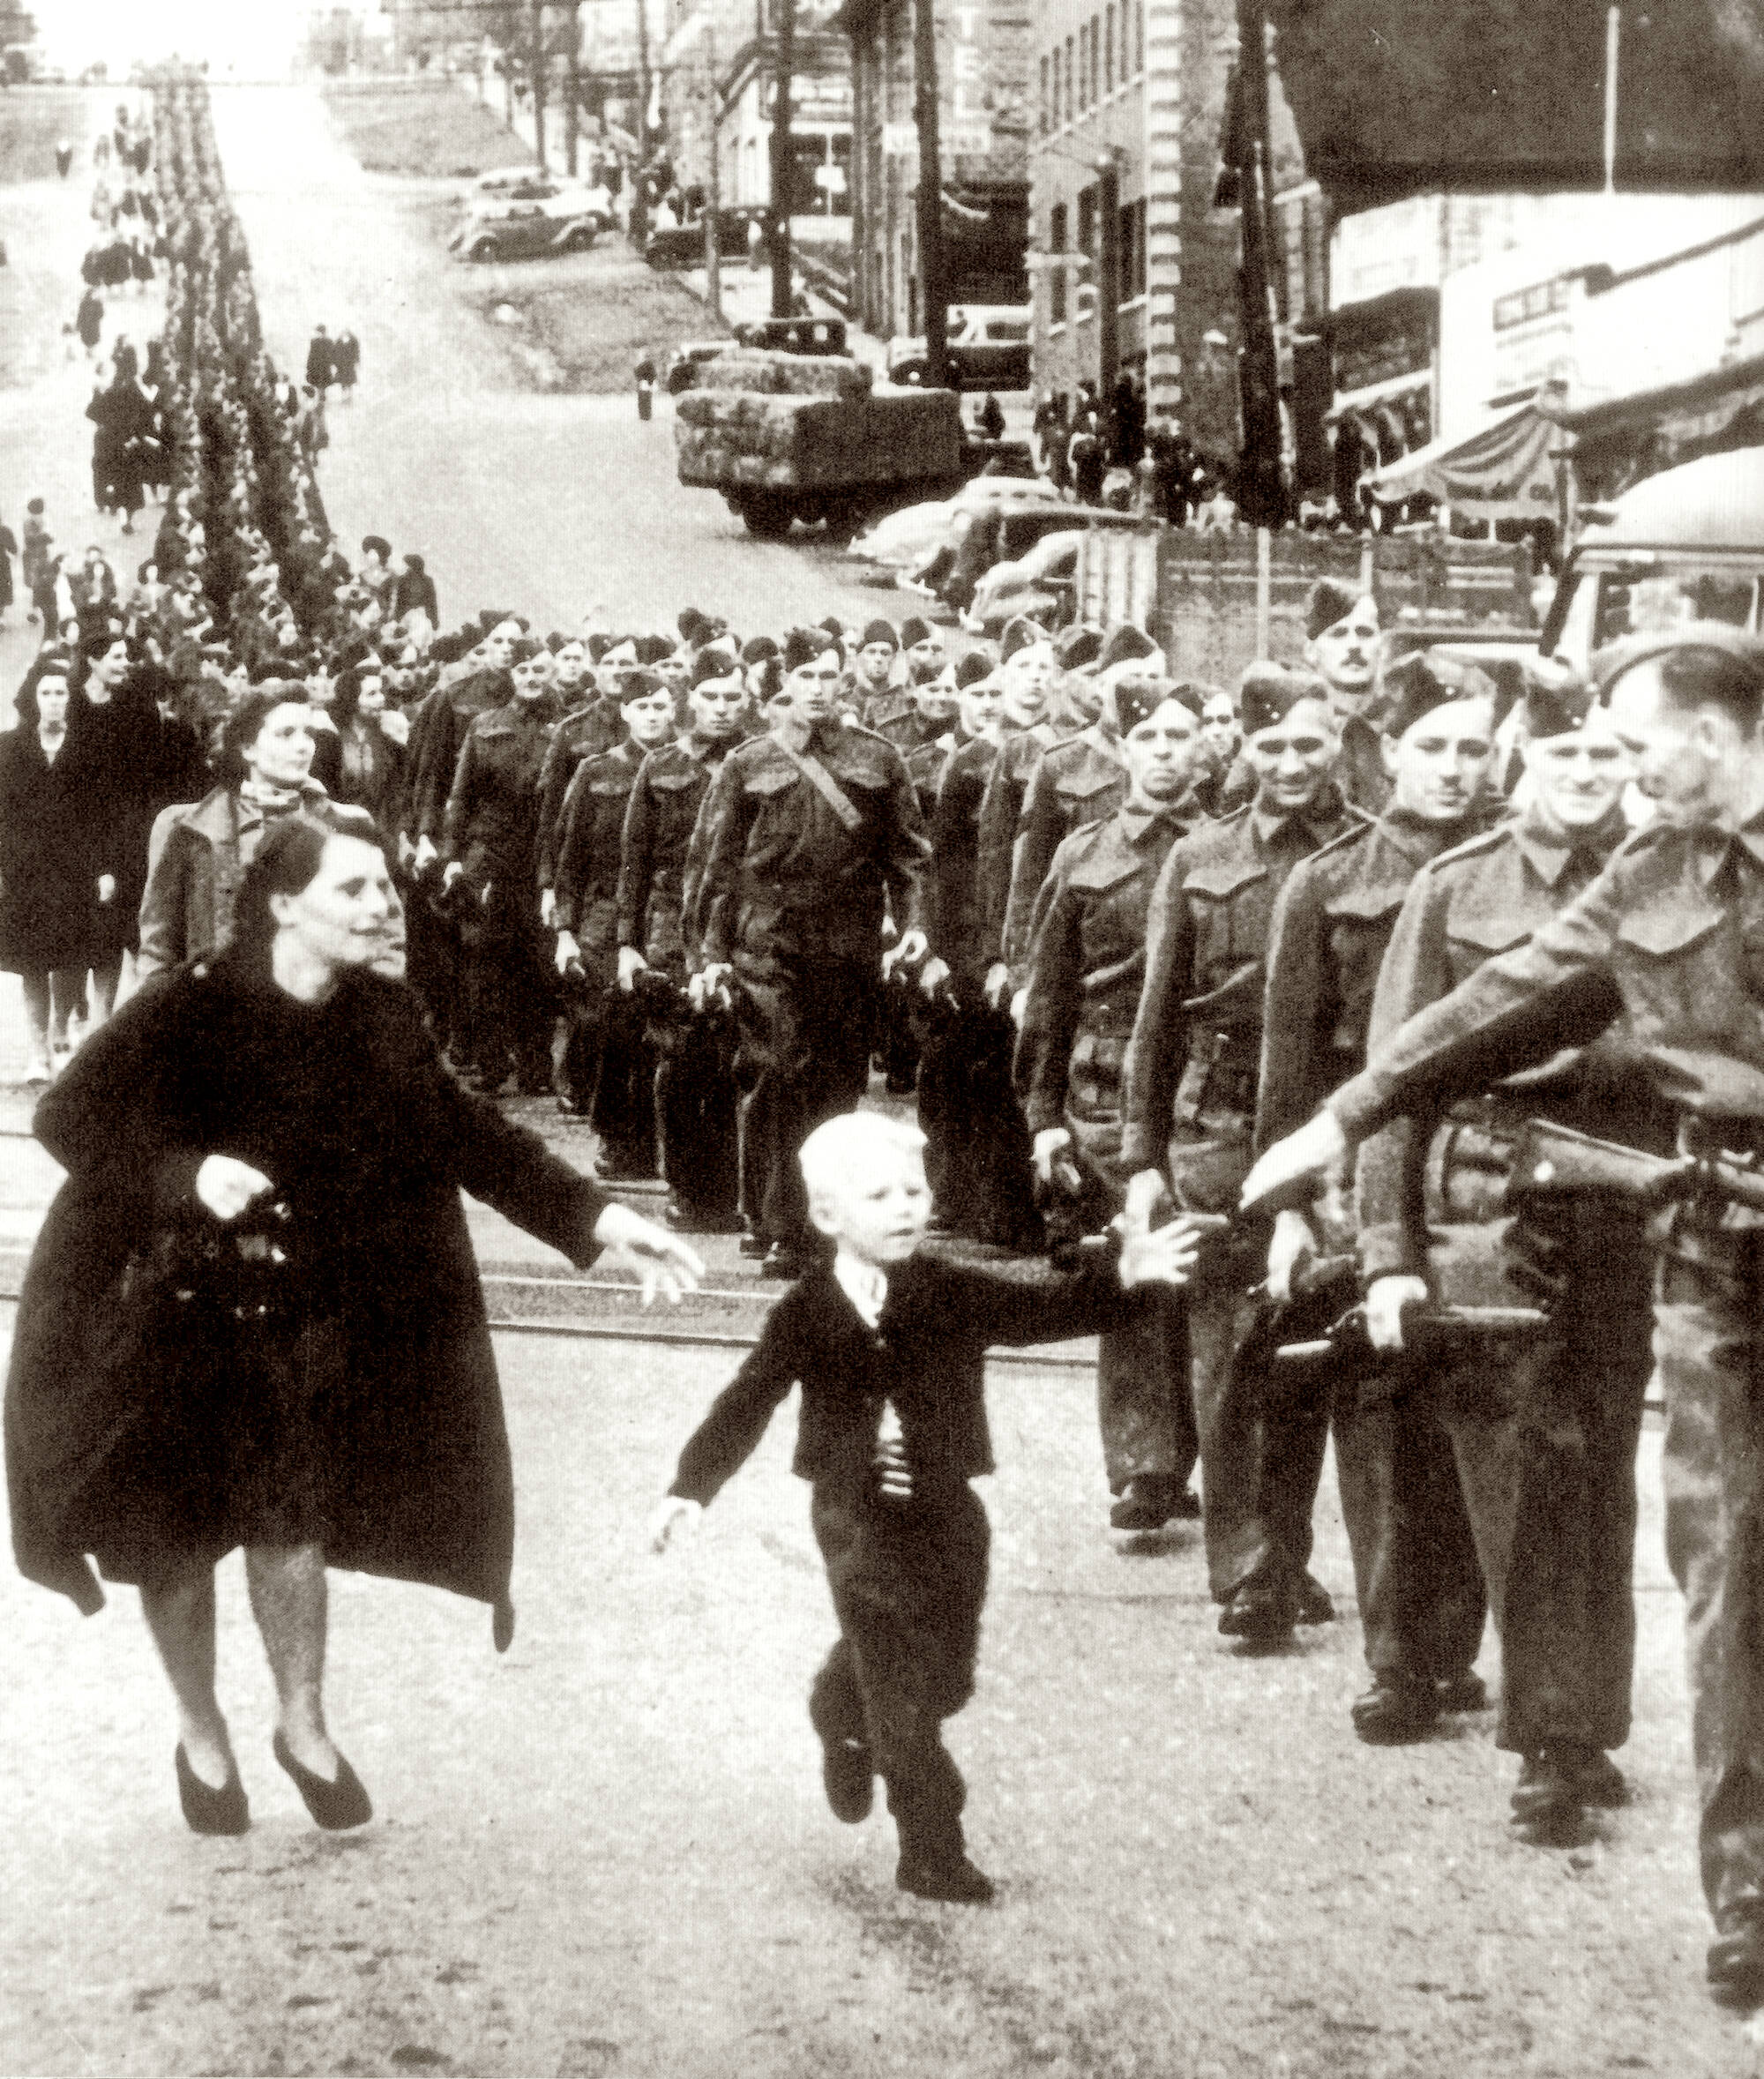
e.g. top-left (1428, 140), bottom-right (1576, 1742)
top-left (898, 615), bottom-right (945, 687)
top-left (974, 620), bottom-right (1070, 1004)
top-left (847, 618), bottom-right (900, 729)
top-left (551, 670), bottom-right (679, 1177)
top-left (1217, 584), bottom-right (1387, 817)
top-left (1122, 664), bottom-right (1359, 1621)
top-left (1355, 669), bottom-right (1666, 1828)
top-left (692, 628), bottom-right (931, 1278)
top-left (1017, 677), bottom-right (1210, 1529)
top-left (438, 639), bottom-right (564, 1095)
top-left (1252, 654), bottom-right (1500, 1738)
top-left (616, 653), bottom-right (749, 1230)
top-left (1244, 629), bottom-right (1764, 2000)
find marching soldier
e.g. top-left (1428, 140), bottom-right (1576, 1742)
top-left (1251, 653), bottom-right (1501, 1739)
top-left (1217, 583), bottom-right (1387, 817)
top-left (1122, 664), bottom-right (1359, 1624)
top-left (846, 617), bottom-right (901, 730)
top-left (616, 653), bottom-right (750, 1230)
top-left (1354, 668), bottom-right (1667, 1830)
top-left (552, 669), bottom-right (680, 1177)
top-left (1017, 677), bottom-right (1210, 1530)
top-left (1242, 628), bottom-right (1764, 2002)
top-left (691, 628), bottom-right (931, 1278)
top-left (974, 619), bottom-right (1068, 1000)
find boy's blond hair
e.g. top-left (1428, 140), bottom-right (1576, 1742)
top-left (797, 1111), bottom-right (927, 1208)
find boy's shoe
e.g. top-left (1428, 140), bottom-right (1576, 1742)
top-left (818, 1733), bottom-right (874, 1824)
top-left (897, 1853), bottom-right (996, 1904)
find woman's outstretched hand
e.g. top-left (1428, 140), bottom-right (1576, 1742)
top-left (195, 1155), bottom-right (273, 1223)
top-left (592, 1203), bottom-right (706, 1306)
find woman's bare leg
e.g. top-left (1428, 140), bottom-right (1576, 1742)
top-left (19, 970), bottom-right (50, 1071)
top-left (139, 1565), bottom-right (235, 1788)
top-left (245, 1543), bottom-right (340, 1781)
top-left (87, 954), bottom-right (122, 1023)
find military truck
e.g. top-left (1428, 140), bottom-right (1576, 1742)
top-left (673, 349), bottom-right (968, 540)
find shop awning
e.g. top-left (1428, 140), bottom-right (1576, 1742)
top-left (1367, 400), bottom-right (1562, 521)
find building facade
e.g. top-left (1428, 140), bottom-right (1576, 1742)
top-left (842, 0), bottom-right (1032, 341)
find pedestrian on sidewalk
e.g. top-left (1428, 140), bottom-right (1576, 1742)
top-left (304, 325), bottom-right (334, 395)
top-left (5, 817), bottom-right (704, 1839)
top-left (22, 499), bottom-right (56, 625)
top-left (55, 138), bottom-right (73, 179)
top-left (0, 514), bottom-right (16, 625)
top-left (652, 1109), bottom-right (1205, 1903)
top-left (76, 287), bottom-right (103, 363)
top-left (635, 354), bottom-right (656, 422)
top-left (332, 329), bottom-right (360, 398)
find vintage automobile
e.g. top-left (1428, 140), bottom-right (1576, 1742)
top-left (965, 527), bottom-right (1085, 633)
top-left (448, 199), bottom-right (602, 264)
top-left (886, 306), bottom-right (1033, 392)
top-left (665, 340), bottom-right (733, 393)
top-left (645, 206), bottom-right (766, 271)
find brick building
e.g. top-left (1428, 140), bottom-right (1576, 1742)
top-left (840, 0), bottom-right (1032, 341)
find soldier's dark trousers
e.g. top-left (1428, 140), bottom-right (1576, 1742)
top-left (654, 1018), bottom-right (739, 1218)
top-left (1333, 1372), bottom-right (1487, 1682)
top-left (1443, 1200), bottom-right (1652, 1757)
top-left (808, 1484), bottom-right (988, 1867)
top-left (405, 888), bottom-right (459, 1052)
top-left (588, 991), bottom-right (657, 1168)
top-left (1187, 1244), bottom-right (1277, 1599)
top-left (463, 914), bottom-right (554, 1089)
top-left (1099, 1287), bottom-right (1198, 1496)
top-left (735, 952), bottom-right (875, 1250)
top-left (1651, 1217), bottom-right (1764, 1917)
top-left (916, 1011), bottom-right (1041, 1247)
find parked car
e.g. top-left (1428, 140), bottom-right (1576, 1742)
top-left (732, 316), bottom-right (848, 356)
top-left (886, 305), bottom-right (1033, 391)
top-left (966, 527), bottom-right (1084, 633)
top-left (447, 201), bottom-right (602, 264)
top-left (645, 206), bottom-right (766, 270)
top-left (666, 340), bottom-right (732, 393)
top-left (463, 172), bottom-right (614, 229)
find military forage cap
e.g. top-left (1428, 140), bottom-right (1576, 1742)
top-left (954, 651), bottom-right (995, 689)
top-left (1520, 658), bottom-right (1596, 740)
top-left (691, 644), bottom-right (744, 688)
top-left (859, 617), bottom-right (900, 652)
top-left (1112, 673), bottom-right (1199, 732)
top-left (1379, 650), bottom-right (1499, 742)
top-left (611, 666), bottom-right (668, 703)
top-left (782, 624), bottom-right (839, 672)
top-left (1000, 615), bottom-right (1049, 662)
top-left (1239, 662), bottom-right (1331, 737)
top-left (1094, 622), bottom-right (1162, 674)
top-left (899, 615), bottom-right (935, 650)
top-left (1589, 621), bottom-right (1764, 701)
top-left (1055, 624), bottom-right (1103, 671)
top-left (740, 633), bottom-right (780, 666)
top-left (633, 634), bottom-right (676, 665)
top-left (1304, 577), bottom-right (1362, 642)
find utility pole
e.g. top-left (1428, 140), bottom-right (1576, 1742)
top-left (911, 0), bottom-right (950, 385)
top-left (1231, 0), bottom-right (1284, 528)
top-left (532, 0), bottom-right (548, 171)
top-left (767, 0), bottom-right (796, 318)
top-left (704, 22), bottom-right (723, 321)
top-left (1096, 149), bottom-right (1121, 435)
top-left (633, 0), bottom-right (653, 243)
top-left (565, 0), bottom-right (580, 175)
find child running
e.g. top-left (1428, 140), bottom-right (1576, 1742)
top-left (651, 1111), bottom-right (1207, 1903)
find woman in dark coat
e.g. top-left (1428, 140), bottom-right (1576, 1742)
top-left (71, 630), bottom-right (161, 1008)
top-left (330, 658), bottom-right (404, 827)
top-left (392, 551), bottom-right (439, 631)
top-left (0, 656), bottom-right (105, 1078)
top-left (4, 819), bottom-right (703, 1836)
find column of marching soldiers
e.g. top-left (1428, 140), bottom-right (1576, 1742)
top-left (394, 580), bottom-right (1622, 1815)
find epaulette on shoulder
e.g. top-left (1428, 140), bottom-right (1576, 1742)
top-left (1305, 818), bottom-right (1374, 866)
top-left (1422, 824), bottom-right (1508, 876)
top-left (1050, 815), bottom-right (1109, 875)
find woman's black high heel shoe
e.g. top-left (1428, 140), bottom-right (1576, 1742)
top-left (176, 1746), bottom-right (250, 1836)
top-left (273, 1731), bottom-right (373, 1830)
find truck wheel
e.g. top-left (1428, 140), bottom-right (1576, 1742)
top-left (740, 492), bottom-right (794, 540)
top-left (823, 494), bottom-right (866, 543)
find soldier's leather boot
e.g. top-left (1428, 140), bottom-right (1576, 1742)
top-left (1219, 1572), bottom-right (1299, 1642)
top-left (1708, 1902), bottom-right (1764, 2004)
top-left (1351, 1672), bottom-right (1439, 1745)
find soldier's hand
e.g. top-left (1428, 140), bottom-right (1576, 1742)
top-left (1267, 1208), bottom-right (1319, 1305)
top-left (555, 931), bottom-right (581, 976)
top-left (617, 946), bottom-right (648, 994)
top-left (441, 859), bottom-right (464, 889)
top-left (196, 1154), bottom-right (275, 1223)
top-left (917, 954), bottom-right (952, 998)
top-left (593, 1203), bottom-right (706, 1306)
top-left (648, 1495), bottom-right (702, 1553)
top-left (1010, 987), bottom-right (1028, 1029)
top-left (883, 928), bottom-right (929, 978)
top-left (1125, 1168), bottom-right (1170, 1228)
top-left (983, 961), bottom-right (1012, 1011)
top-left (414, 834), bottom-right (437, 874)
top-left (1032, 1126), bottom-right (1072, 1184)
top-left (539, 886), bottom-right (557, 928)
top-left (1365, 1275), bottom-right (1429, 1351)
top-left (1241, 1110), bottom-right (1349, 1215)
top-left (694, 961), bottom-right (732, 1007)
top-left (397, 831), bottom-right (415, 868)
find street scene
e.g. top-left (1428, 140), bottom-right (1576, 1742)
top-left (3, 0), bottom-right (1764, 2075)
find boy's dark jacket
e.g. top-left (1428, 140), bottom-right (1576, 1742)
top-left (669, 1252), bottom-right (1141, 1507)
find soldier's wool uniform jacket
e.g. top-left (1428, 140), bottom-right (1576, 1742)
top-left (551, 736), bottom-right (647, 945)
top-left (615, 733), bottom-right (734, 971)
top-left (975, 717), bottom-right (1063, 963)
top-left (690, 721), bottom-right (929, 968)
top-left (1120, 789), bottom-right (1358, 1181)
top-left (411, 665), bottom-right (512, 843)
top-left (534, 699), bottom-right (628, 894)
top-left (441, 697), bottom-right (559, 877)
top-left (666, 1253), bottom-right (1147, 1510)
top-left (1351, 803), bottom-right (1666, 1283)
top-left (1016, 802), bottom-right (1192, 1136)
top-left (929, 735), bottom-right (1000, 991)
top-left (1256, 804), bottom-right (1492, 1156)
top-left (1218, 709), bottom-right (1391, 821)
top-left (1001, 722), bottom-right (1130, 979)
top-left (904, 725), bottom-right (968, 827)
top-left (1333, 811), bottom-right (1764, 1153)
top-left (862, 684), bottom-right (945, 754)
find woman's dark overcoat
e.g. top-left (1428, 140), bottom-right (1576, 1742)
top-left (4, 956), bottom-right (610, 1633)
top-left (0, 727), bottom-right (101, 972)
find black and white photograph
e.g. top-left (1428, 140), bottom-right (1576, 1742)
top-left (2, 0), bottom-right (1764, 2071)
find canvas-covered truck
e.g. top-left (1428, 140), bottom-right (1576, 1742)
top-left (674, 349), bottom-right (967, 540)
